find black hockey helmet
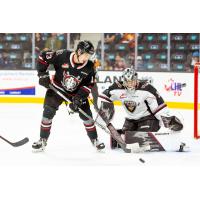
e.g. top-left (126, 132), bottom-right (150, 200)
top-left (76, 40), bottom-right (95, 55)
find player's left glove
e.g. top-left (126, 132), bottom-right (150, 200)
top-left (38, 72), bottom-right (50, 89)
top-left (69, 96), bottom-right (82, 112)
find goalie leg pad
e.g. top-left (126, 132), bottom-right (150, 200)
top-left (125, 131), bottom-right (165, 152)
top-left (125, 131), bottom-right (146, 145)
top-left (126, 143), bottom-right (151, 153)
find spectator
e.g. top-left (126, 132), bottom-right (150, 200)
top-left (22, 50), bottom-right (32, 69)
top-left (0, 52), bottom-right (14, 69)
top-left (104, 33), bottom-right (122, 48)
top-left (186, 51), bottom-right (199, 72)
top-left (126, 52), bottom-right (135, 66)
top-left (136, 56), bottom-right (145, 71)
top-left (121, 33), bottom-right (135, 49)
top-left (105, 33), bottom-right (122, 43)
top-left (45, 33), bottom-right (62, 51)
top-left (104, 60), bottom-right (113, 70)
top-left (105, 33), bottom-right (116, 43)
top-left (70, 33), bottom-right (80, 49)
top-left (191, 51), bottom-right (199, 67)
top-left (35, 33), bottom-right (45, 53)
top-left (113, 54), bottom-right (127, 71)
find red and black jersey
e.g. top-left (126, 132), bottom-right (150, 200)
top-left (37, 49), bottom-right (96, 99)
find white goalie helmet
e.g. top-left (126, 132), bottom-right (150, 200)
top-left (122, 67), bottom-right (138, 91)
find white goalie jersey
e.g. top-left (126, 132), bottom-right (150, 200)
top-left (99, 80), bottom-right (168, 121)
top-left (99, 80), bottom-right (187, 152)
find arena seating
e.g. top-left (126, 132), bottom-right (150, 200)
top-left (0, 33), bottom-right (199, 72)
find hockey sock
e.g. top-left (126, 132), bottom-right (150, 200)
top-left (40, 117), bottom-right (52, 139)
top-left (83, 121), bottom-right (98, 140)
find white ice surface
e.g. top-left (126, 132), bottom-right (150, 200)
top-left (0, 103), bottom-right (199, 200)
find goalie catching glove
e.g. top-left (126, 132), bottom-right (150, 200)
top-left (161, 115), bottom-right (183, 131)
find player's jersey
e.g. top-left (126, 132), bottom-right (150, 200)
top-left (100, 80), bottom-right (167, 120)
top-left (37, 49), bottom-right (95, 99)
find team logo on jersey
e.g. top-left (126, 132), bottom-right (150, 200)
top-left (61, 71), bottom-right (81, 92)
top-left (62, 63), bottom-right (69, 68)
top-left (124, 100), bottom-right (137, 113)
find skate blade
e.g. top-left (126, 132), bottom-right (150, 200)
top-left (177, 146), bottom-right (190, 152)
top-left (96, 148), bottom-right (106, 153)
top-left (32, 148), bottom-right (45, 153)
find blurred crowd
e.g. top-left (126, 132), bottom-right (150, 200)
top-left (0, 33), bottom-right (199, 72)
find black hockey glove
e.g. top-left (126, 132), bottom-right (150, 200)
top-left (69, 96), bottom-right (83, 112)
top-left (38, 72), bottom-right (50, 89)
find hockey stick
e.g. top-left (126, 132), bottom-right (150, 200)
top-left (0, 135), bottom-right (29, 147)
top-left (49, 84), bottom-right (132, 153)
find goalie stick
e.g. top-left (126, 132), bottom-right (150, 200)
top-left (49, 84), bottom-right (132, 153)
top-left (0, 135), bottom-right (29, 147)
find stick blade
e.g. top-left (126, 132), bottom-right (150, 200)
top-left (12, 137), bottom-right (29, 147)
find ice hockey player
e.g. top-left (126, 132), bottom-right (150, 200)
top-left (32, 40), bottom-right (105, 152)
top-left (98, 67), bottom-right (186, 153)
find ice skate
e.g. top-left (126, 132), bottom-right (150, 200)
top-left (91, 139), bottom-right (105, 151)
top-left (32, 138), bottom-right (47, 152)
top-left (178, 142), bottom-right (190, 152)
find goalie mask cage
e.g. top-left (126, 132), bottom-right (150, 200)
top-left (194, 63), bottom-right (200, 139)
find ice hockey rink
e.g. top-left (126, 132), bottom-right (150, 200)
top-left (0, 103), bottom-right (200, 200)
top-left (0, 103), bottom-right (200, 167)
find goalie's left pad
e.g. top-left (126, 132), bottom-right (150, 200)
top-left (110, 130), bottom-right (165, 152)
top-left (161, 115), bottom-right (183, 131)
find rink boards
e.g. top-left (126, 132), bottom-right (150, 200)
top-left (0, 70), bottom-right (197, 110)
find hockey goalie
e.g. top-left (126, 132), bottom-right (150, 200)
top-left (98, 67), bottom-right (188, 153)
